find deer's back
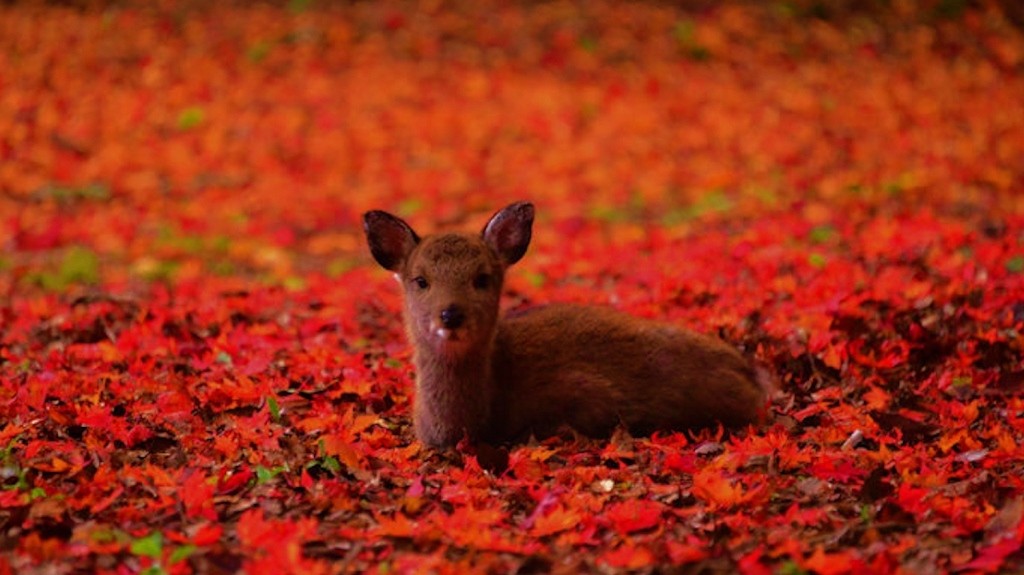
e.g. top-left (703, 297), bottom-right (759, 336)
top-left (488, 304), bottom-right (764, 441)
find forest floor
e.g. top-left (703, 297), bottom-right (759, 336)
top-left (1, 1), bottom-right (1023, 573)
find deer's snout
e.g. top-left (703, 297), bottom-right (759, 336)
top-left (439, 305), bottom-right (466, 329)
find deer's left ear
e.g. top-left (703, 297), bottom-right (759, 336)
top-left (482, 201), bottom-right (534, 266)
top-left (364, 210), bottom-right (421, 272)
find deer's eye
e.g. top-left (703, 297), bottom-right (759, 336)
top-left (412, 276), bottom-right (429, 290)
top-left (473, 273), bottom-right (491, 290)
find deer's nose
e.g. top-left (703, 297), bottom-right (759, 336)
top-left (439, 306), bottom-right (465, 329)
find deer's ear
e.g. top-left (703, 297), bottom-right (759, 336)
top-left (364, 211), bottom-right (420, 272)
top-left (482, 201), bottom-right (534, 266)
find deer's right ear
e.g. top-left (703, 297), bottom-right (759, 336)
top-left (363, 211), bottom-right (420, 272)
top-left (483, 201), bottom-right (534, 266)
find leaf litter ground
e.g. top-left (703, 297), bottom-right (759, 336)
top-left (1, 1), bottom-right (1023, 573)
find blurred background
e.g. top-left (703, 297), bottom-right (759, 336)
top-left (1, 0), bottom-right (1022, 296)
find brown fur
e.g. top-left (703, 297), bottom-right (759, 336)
top-left (364, 202), bottom-right (767, 448)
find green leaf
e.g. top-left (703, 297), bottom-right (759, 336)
top-left (579, 101), bottom-right (599, 122)
top-left (673, 19), bottom-right (710, 60)
top-left (1, 437), bottom-right (21, 459)
top-left (808, 253), bottom-right (827, 268)
top-left (860, 504), bottom-right (873, 524)
top-left (754, 187), bottom-right (779, 206)
top-left (177, 106), bottom-right (205, 130)
top-left (246, 41), bottom-right (271, 63)
top-left (327, 258), bottom-right (356, 278)
top-left (169, 543), bottom-right (197, 564)
top-left (883, 180), bottom-right (904, 197)
top-left (778, 561), bottom-right (809, 575)
top-left (209, 235), bottom-right (232, 253)
top-left (321, 455), bottom-right (341, 474)
top-left (283, 276), bottom-right (307, 291)
top-left (91, 528), bottom-right (132, 545)
top-left (934, 0), bottom-right (969, 19)
top-left (255, 466), bottom-right (274, 483)
top-left (210, 260), bottom-right (236, 276)
top-left (42, 183), bottom-right (111, 203)
top-left (130, 531), bottom-right (163, 559)
top-left (267, 396), bottom-right (281, 422)
top-left (2, 467), bottom-right (27, 492)
top-left (79, 183), bottom-right (111, 200)
top-left (688, 46), bottom-right (711, 61)
top-left (673, 20), bottom-right (695, 45)
top-left (1005, 255), bottom-right (1024, 273)
top-left (288, 0), bottom-right (313, 13)
top-left (138, 259), bottom-right (181, 283)
top-left (665, 190), bottom-right (734, 225)
top-left (255, 465), bottom-right (286, 484)
top-left (692, 190), bottom-right (733, 216)
top-left (396, 198), bottom-right (423, 217)
top-left (808, 225), bottom-right (836, 244)
top-left (59, 246), bottom-right (100, 286)
top-left (524, 271), bottom-right (546, 288)
top-left (588, 204), bottom-right (629, 222)
top-left (215, 351), bottom-right (233, 366)
top-left (308, 454), bottom-right (342, 475)
top-left (952, 376), bottom-right (972, 388)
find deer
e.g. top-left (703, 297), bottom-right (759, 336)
top-left (363, 201), bottom-right (769, 448)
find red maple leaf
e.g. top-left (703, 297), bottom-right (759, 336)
top-left (603, 499), bottom-right (664, 535)
top-left (956, 537), bottom-right (1023, 574)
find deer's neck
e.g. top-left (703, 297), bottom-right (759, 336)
top-left (412, 337), bottom-right (496, 444)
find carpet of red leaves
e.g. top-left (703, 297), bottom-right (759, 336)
top-left (2, 1), bottom-right (1023, 573)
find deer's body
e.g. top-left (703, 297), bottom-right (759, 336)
top-left (490, 304), bottom-right (763, 441)
top-left (364, 203), bottom-right (767, 448)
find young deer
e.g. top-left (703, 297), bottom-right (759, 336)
top-left (364, 202), bottom-right (767, 448)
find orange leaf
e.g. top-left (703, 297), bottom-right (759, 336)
top-left (321, 434), bottom-right (364, 471)
top-left (863, 385), bottom-right (891, 411)
top-left (600, 544), bottom-right (656, 569)
top-left (374, 512), bottom-right (420, 538)
top-left (803, 546), bottom-right (860, 575)
top-left (692, 468), bottom-right (746, 508)
top-left (530, 505), bottom-right (582, 538)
